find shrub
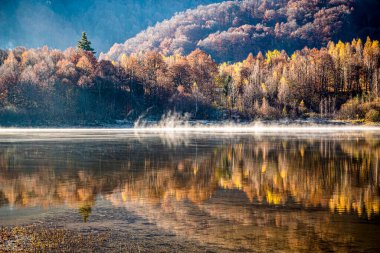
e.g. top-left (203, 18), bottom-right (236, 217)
top-left (365, 109), bottom-right (380, 122)
top-left (260, 97), bottom-right (280, 119)
top-left (337, 98), bottom-right (362, 120)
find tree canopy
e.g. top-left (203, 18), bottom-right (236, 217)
top-left (1, 37), bottom-right (380, 125)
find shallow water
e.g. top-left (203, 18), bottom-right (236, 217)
top-left (1, 129), bottom-right (380, 252)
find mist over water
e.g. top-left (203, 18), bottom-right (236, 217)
top-left (126, 111), bottom-right (380, 134)
top-left (1, 111), bottom-right (380, 140)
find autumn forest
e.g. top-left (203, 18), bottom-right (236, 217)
top-left (1, 0), bottom-right (380, 125)
top-left (0, 37), bottom-right (380, 125)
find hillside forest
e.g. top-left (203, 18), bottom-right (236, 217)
top-left (104, 0), bottom-right (380, 63)
top-left (0, 37), bottom-right (380, 125)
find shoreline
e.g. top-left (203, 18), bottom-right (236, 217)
top-left (0, 119), bottom-right (379, 129)
top-left (0, 221), bottom-right (219, 252)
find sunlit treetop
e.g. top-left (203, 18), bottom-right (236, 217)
top-left (77, 32), bottom-right (95, 54)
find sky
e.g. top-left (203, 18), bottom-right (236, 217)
top-left (0, 0), bottom-right (222, 53)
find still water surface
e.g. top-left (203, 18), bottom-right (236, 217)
top-left (0, 129), bottom-right (380, 252)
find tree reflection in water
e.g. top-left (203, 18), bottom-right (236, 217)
top-left (0, 132), bottom-right (380, 251)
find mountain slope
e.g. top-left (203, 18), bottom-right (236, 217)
top-left (102, 0), bottom-right (380, 63)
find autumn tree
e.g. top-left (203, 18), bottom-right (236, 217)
top-left (187, 49), bottom-right (218, 103)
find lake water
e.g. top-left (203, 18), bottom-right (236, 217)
top-left (1, 129), bottom-right (380, 252)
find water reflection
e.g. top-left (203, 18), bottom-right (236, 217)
top-left (0, 132), bottom-right (380, 251)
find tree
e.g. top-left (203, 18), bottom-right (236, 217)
top-left (278, 76), bottom-right (289, 105)
top-left (77, 32), bottom-right (95, 54)
top-left (187, 49), bottom-right (218, 102)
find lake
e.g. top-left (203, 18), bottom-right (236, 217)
top-left (1, 128), bottom-right (380, 252)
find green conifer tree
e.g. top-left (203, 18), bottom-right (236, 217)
top-left (77, 32), bottom-right (95, 54)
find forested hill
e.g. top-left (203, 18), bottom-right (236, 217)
top-left (102, 0), bottom-right (380, 63)
top-left (0, 0), bottom-right (223, 52)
